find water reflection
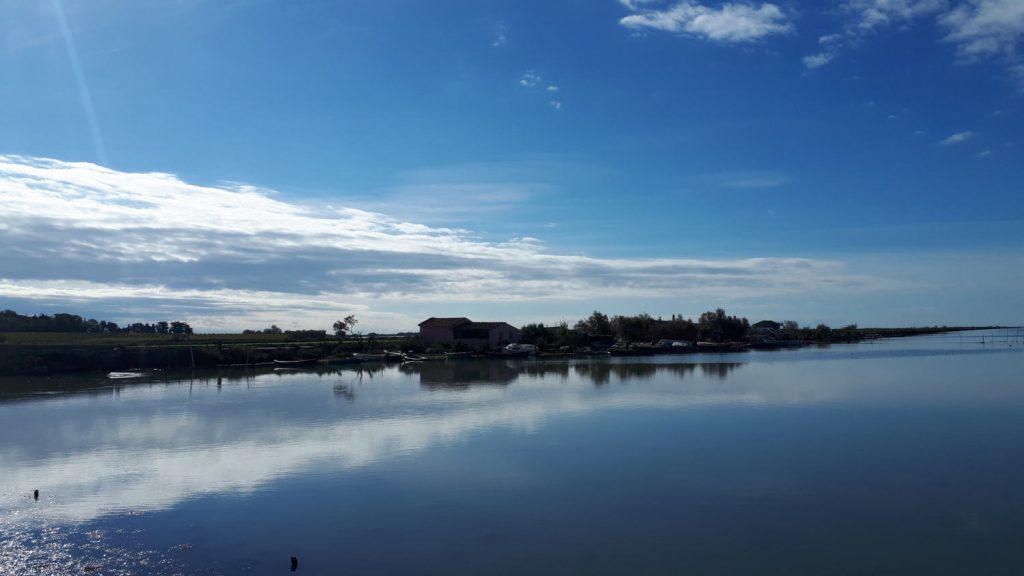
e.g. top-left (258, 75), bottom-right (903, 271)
top-left (396, 359), bottom-right (744, 388)
top-left (401, 361), bottom-right (520, 388)
top-left (0, 361), bottom-right (753, 526)
top-left (1, 338), bottom-right (1021, 530)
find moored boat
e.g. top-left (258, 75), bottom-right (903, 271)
top-left (273, 358), bottom-right (319, 366)
top-left (497, 343), bottom-right (538, 358)
top-left (107, 371), bottom-right (152, 379)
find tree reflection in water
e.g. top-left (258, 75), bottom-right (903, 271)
top-left (397, 360), bottom-right (744, 389)
top-left (0, 360), bottom-right (744, 405)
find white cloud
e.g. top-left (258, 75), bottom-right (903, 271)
top-left (846, 0), bottom-right (949, 32)
top-left (549, 100), bottom-right (563, 110)
top-left (977, 149), bottom-right (993, 156)
top-left (803, 1), bottom-right (947, 68)
top-left (546, 85), bottom-right (559, 92)
top-left (810, 0), bottom-right (1024, 86)
top-left (939, 130), bottom-right (977, 145)
top-left (519, 70), bottom-right (541, 87)
top-left (941, 0), bottom-right (1024, 61)
top-left (619, 1), bottom-right (793, 43)
top-left (619, 0), bottom-right (663, 10)
top-left (0, 156), bottom-right (891, 332)
top-left (802, 52), bottom-right (835, 69)
top-left (492, 24), bottom-right (507, 47)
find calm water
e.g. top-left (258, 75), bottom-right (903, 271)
top-left (2, 330), bottom-right (1023, 575)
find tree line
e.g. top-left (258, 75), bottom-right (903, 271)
top-left (0, 310), bottom-right (193, 335)
top-left (520, 308), bottom-right (752, 348)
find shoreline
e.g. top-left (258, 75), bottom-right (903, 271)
top-left (0, 326), bottom-right (1015, 377)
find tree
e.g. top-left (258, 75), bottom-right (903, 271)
top-left (698, 308), bottom-right (749, 341)
top-left (573, 310), bottom-right (611, 336)
top-left (520, 323), bottom-right (549, 347)
top-left (333, 314), bottom-right (358, 337)
top-left (782, 320), bottom-right (800, 337)
top-left (170, 321), bottom-right (192, 335)
top-left (815, 323), bottom-right (832, 340)
top-left (612, 313), bottom-right (654, 343)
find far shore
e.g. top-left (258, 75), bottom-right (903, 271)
top-left (0, 325), bottom-right (1015, 377)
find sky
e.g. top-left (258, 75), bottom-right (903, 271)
top-left (1, 0), bottom-right (1022, 333)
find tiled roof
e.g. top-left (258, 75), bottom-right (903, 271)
top-left (418, 317), bottom-right (471, 327)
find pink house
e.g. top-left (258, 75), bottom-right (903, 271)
top-left (418, 317), bottom-right (521, 349)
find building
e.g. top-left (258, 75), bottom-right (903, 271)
top-left (751, 320), bottom-right (783, 336)
top-left (418, 317), bottom-right (521, 349)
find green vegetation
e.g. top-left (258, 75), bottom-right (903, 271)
top-left (0, 307), bottom-right (1004, 376)
top-left (522, 308), bottom-right (747, 347)
top-left (521, 309), bottom-right (998, 350)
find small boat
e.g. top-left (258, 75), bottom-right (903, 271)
top-left (696, 342), bottom-right (731, 352)
top-left (107, 371), bottom-right (151, 379)
top-left (352, 352), bottom-right (387, 362)
top-left (273, 358), bottom-right (319, 366)
top-left (497, 343), bottom-right (538, 358)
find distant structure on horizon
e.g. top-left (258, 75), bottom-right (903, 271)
top-left (751, 320), bottom-right (783, 336)
top-left (418, 317), bottom-right (521, 349)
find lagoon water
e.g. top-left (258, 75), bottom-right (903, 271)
top-left (2, 330), bottom-right (1023, 575)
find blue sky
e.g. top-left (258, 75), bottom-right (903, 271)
top-left (1, 0), bottom-right (1022, 332)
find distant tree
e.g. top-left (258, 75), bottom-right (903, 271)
top-left (815, 323), bottom-right (832, 340)
top-left (698, 310), bottom-right (721, 340)
top-left (697, 308), bottom-right (749, 341)
top-left (520, 323), bottom-right (549, 346)
top-left (553, 321), bottom-right (571, 347)
top-left (782, 320), bottom-right (800, 337)
top-left (333, 314), bottom-right (358, 337)
top-left (612, 313), bottom-right (654, 343)
top-left (263, 325), bottom-right (283, 334)
top-left (657, 316), bottom-right (699, 341)
top-left (170, 321), bottom-right (192, 335)
top-left (53, 313), bottom-right (86, 332)
top-left (156, 321), bottom-right (170, 335)
top-left (574, 310), bottom-right (611, 336)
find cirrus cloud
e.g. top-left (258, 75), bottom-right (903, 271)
top-left (804, 0), bottom-right (1024, 89)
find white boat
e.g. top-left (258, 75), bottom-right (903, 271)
top-left (352, 352), bottom-right (387, 362)
top-left (501, 343), bottom-right (538, 357)
top-left (107, 371), bottom-right (150, 379)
